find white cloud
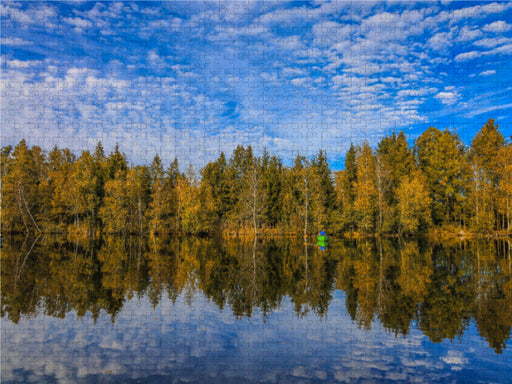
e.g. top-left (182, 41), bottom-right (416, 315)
top-left (479, 69), bottom-right (496, 76)
top-left (454, 50), bottom-right (481, 62)
top-left (456, 26), bottom-right (482, 42)
top-left (435, 88), bottom-right (460, 105)
top-left (209, 24), bottom-right (270, 41)
top-left (253, 6), bottom-right (319, 26)
top-left (455, 43), bottom-right (512, 61)
top-left (273, 35), bottom-right (303, 50)
top-left (147, 49), bottom-right (167, 69)
top-left (427, 31), bottom-right (452, 51)
top-left (290, 77), bottom-right (308, 86)
top-left (474, 37), bottom-right (512, 48)
top-left (361, 9), bottom-right (426, 41)
top-left (1, 4), bottom-right (34, 24)
top-left (397, 88), bottom-right (437, 98)
top-left (312, 20), bottom-right (353, 47)
top-left (483, 20), bottom-right (512, 33)
top-left (62, 17), bottom-right (92, 29)
top-left (1, 3), bottom-right (57, 26)
top-left (6, 59), bottom-right (42, 68)
top-left (0, 37), bottom-right (32, 46)
top-left (433, 2), bottom-right (512, 24)
top-left (282, 67), bottom-right (305, 77)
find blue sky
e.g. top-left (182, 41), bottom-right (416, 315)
top-left (1, 1), bottom-right (512, 170)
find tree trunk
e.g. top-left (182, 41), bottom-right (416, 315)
top-left (304, 177), bottom-right (308, 238)
top-left (507, 199), bottom-right (510, 230)
top-left (253, 181), bottom-right (257, 237)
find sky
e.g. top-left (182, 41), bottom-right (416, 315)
top-left (1, 1), bottom-right (512, 170)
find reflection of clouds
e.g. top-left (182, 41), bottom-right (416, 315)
top-left (441, 351), bottom-right (468, 371)
top-left (2, 292), bottom-right (511, 383)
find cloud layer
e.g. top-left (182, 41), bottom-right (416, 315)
top-left (1, 1), bottom-right (511, 169)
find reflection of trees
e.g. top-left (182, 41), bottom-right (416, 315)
top-left (292, 242), bottom-right (336, 317)
top-left (1, 235), bottom-right (511, 352)
top-left (418, 244), bottom-right (474, 343)
top-left (377, 240), bottom-right (426, 336)
top-left (198, 238), bottom-right (288, 319)
top-left (472, 240), bottom-right (512, 353)
top-left (1, 235), bottom-right (42, 323)
top-left (335, 238), bottom-right (511, 351)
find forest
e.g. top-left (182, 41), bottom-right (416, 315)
top-left (1, 118), bottom-right (511, 238)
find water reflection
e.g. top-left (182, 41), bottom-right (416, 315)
top-left (2, 235), bottom-right (511, 353)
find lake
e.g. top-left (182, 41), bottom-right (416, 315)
top-left (2, 236), bottom-right (511, 383)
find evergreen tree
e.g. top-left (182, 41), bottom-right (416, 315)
top-left (106, 143), bottom-right (127, 180)
top-left (147, 154), bottom-right (171, 236)
top-left (377, 131), bottom-right (414, 194)
top-left (376, 131), bottom-right (414, 232)
top-left (281, 155), bottom-right (309, 235)
top-left (310, 150), bottom-right (334, 232)
top-left (200, 152), bottom-right (230, 221)
top-left (335, 144), bottom-right (357, 232)
top-left (469, 118), bottom-right (505, 231)
top-left (226, 145), bottom-right (254, 229)
top-left (497, 144), bottom-right (512, 231)
top-left (261, 150), bottom-right (283, 228)
top-left (415, 128), bottom-right (468, 226)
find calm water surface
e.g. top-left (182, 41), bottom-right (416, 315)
top-left (2, 236), bottom-right (512, 383)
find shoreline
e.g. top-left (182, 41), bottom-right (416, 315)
top-left (3, 228), bottom-right (511, 241)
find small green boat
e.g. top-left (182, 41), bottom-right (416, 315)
top-left (317, 231), bottom-right (329, 249)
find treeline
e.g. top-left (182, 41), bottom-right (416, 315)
top-left (1, 118), bottom-right (511, 237)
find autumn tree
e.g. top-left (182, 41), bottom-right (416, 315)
top-left (100, 171), bottom-right (128, 235)
top-left (353, 143), bottom-right (377, 233)
top-left (1, 140), bottom-right (43, 233)
top-left (497, 144), bottom-right (512, 231)
top-left (174, 165), bottom-right (216, 234)
top-left (415, 127), bottom-right (468, 227)
top-left (69, 150), bottom-right (104, 236)
top-left (397, 171), bottom-right (432, 234)
top-left (124, 166), bottom-right (151, 235)
top-left (469, 118), bottom-right (505, 232)
top-left (100, 146), bottom-right (129, 235)
top-left (47, 146), bottom-right (76, 231)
